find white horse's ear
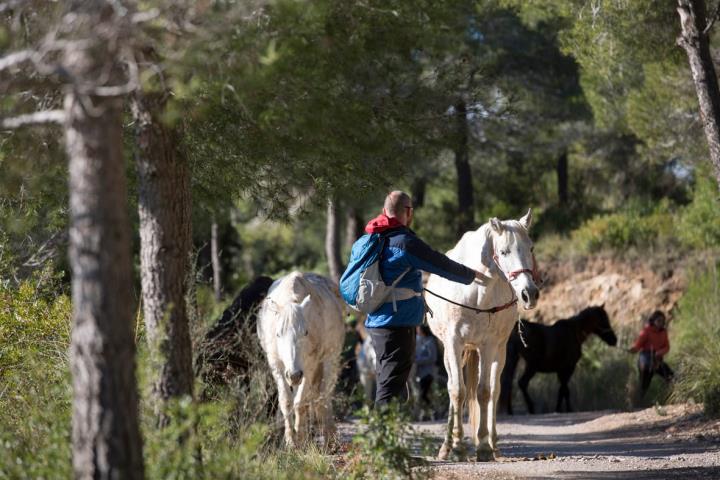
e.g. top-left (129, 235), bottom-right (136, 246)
top-left (519, 208), bottom-right (533, 230)
top-left (300, 294), bottom-right (312, 311)
top-left (489, 217), bottom-right (503, 234)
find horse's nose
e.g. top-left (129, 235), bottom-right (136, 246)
top-left (287, 370), bottom-right (303, 385)
top-left (521, 286), bottom-right (539, 304)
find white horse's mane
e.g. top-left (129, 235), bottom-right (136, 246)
top-left (446, 220), bottom-right (528, 274)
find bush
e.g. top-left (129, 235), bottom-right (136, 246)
top-left (0, 267), bottom-right (73, 479)
top-left (570, 202), bottom-right (675, 253)
top-left (670, 263), bottom-right (720, 417)
top-left (677, 173), bottom-right (720, 249)
top-left (142, 395), bottom-right (333, 480)
top-left (342, 403), bottom-right (429, 480)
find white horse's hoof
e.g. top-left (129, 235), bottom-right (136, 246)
top-left (437, 443), bottom-right (451, 461)
top-left (440, 443), bottom-right (468, 462)
top-left (476, 448), bottom-right (495, 462)
top-left (438, 443), bottom-right (450, 460)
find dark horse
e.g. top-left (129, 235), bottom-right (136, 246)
top-left (195, 275), bottom-right (274, 388)
top-left (499, 305), bottom-right (617, 414)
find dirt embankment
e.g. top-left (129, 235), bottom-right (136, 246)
top-left (527, 254), bottom-right (687, 329)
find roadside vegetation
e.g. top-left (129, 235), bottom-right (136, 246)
top-left (2, 0), bottom-right (720, 478)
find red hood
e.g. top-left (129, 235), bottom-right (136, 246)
top-left (365, 214), bottom-right (404, 233)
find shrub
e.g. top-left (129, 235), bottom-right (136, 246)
top-left (0, 267), bottom-right (73, 479)
top-left (677, 173), bottom-right (720, 249)
top-left (670, 263), bottom-right (720, 417)
top-left (342, 403), bottom-right (429, 480)
top-left (142, 394), bottom-right (333, 480)
top-left (570, 202), bottom-right (675, 253)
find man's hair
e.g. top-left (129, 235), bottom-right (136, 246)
top-left (384, 190), bottom-right (412, 217)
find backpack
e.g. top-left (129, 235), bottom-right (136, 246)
top-left (339, 232), bottom-right (419, 314)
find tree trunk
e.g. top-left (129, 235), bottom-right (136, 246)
top-left (211, 219), bottom-right (222, 300)
top-left (326, 198), bottom-right (342, 284)
top-left (411, 176), bottom-right (427, 209)
top-left (345, 206), bottom-right (364, 253)
top-left (454, 101), bottom-right (475, 236)
top-left (557, 150), bottom-right (569, 206)
top-left (65, 48), bottom-right (144, 480)
top-left (133, 92), bottom-right (194, 415)
top-left (677, 0), bottom-right (720, 188)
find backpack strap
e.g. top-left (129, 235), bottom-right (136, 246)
top-left (378, 230), bottom-right (420, 312)
top-left (390, 267), bottom-right (410, 313)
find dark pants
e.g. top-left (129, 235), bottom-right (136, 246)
top-left (638, 351), bottom-right (674, 395)
top-left (368, 326), bottom-right (416, 407)
top-left (418, 374), bottom-right (433, 406)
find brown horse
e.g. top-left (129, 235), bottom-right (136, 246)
top-left (499, 305), bottom-right (617, 414)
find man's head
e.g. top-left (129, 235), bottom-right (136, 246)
top-left (383, 190), bottom-right (414, 227)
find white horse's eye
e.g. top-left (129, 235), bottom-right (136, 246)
top-left (501, 250), bottom-right (510, 256)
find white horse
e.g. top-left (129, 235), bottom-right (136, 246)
top-left (356, 335), bottom-right (377, 404)
top-left (426, 210), bottom-right (540, 461)
top-left (257, 271), bottom-right (345, 447)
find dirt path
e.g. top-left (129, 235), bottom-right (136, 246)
top-left (339, 404), bottom-right (720, 479)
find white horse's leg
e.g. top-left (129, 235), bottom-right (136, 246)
top-left (438, 344), bottom-right (454, 460)
top-left (476, 344), bottom-right (496, 461)
top-left (318, 358), bottom-right (339, 448)
top-left (274, 370), bottom-right (295, 447)
top-left (488, 342), bottom-right (507, 455)
top-left (293, 375), bottom-right (310, 446)
top-left (438, 340), bottom-right (465, 460)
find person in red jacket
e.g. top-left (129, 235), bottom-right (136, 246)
top-left (629, 310), bottom-right (674, 395)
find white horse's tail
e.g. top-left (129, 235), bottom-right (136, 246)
top-left (464, 349), bottom-right (480, 442)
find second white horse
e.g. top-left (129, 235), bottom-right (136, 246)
top-left (257, 271), bottom-right (345, 447)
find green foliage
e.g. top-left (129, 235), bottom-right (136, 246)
top-left (0, 269), bottom-right (72, 479)
top-left (670, 264), bottom-right (720, 417)
top-left (677, 173), bottom-right (720, 249)
top-left (232, 215), bottom-right (326, 285)
top-left (143, 396), bottom-right (333, 480)
top-left (558, 0), bottom-right (681, 131)
top-left (570, 202), bottom-right (675, 253)
top-left (0, 265), bottom-right (70, 377)
top-left (0, 133), bottom-right (68, 281)
top-left (342, 403), bottom-right (429, 480)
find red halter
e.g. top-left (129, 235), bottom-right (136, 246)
top-left (493, 251), bottom-right (541, 285)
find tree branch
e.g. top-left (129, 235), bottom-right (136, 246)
top-left (705, 0), bottom-right (720, 35)
top-left (0, 50), bottom-right (35, 71)
top-left (1, 110), bottom-right (65, 129)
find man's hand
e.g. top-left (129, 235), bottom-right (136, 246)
top-left (474, 270), bottom-right (492, 286)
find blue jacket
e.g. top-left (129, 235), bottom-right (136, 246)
top-left (365, 226), bottom-right (475, 328)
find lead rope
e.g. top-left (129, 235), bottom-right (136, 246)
top-left (422, 287), bottom-right (517, 315)
top-left (517, 318), bottom-right (529, 348)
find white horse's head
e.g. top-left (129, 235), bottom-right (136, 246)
top-left (486, 208), bottom-right (540, 310)
top-left (274, 294), bottom-right (312, 386)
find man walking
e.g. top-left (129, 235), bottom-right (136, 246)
top-left (363, 190), bottom-right (488, 407)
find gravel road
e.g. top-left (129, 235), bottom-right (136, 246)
top-left (339, 404), bottom-right (720, 479)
